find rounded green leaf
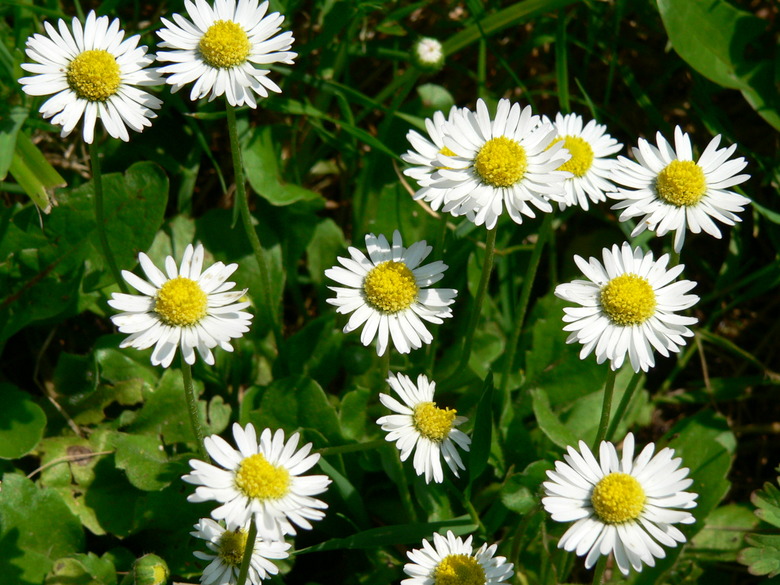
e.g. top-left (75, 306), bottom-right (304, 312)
top-left (0, 384), bottom-right (46, 459)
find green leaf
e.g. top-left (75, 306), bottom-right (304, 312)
top-left (317, 457), bottom-right (370, 528)
top-left (751, 478), bottom-right (780, 529)
top-left (416, 84), bottom-right (455, 117)
top-left (339, 387), bottom-right (371, 441)
top-left (500, 460), bottom-right (550, 515)
top-left (0, 474), bottom-right (85, 585)
top-left (45, 552), bottom-right (116, 585)
top-left (244, 375), bottom-right (342, 444)
top-left (279, 314), bottom-right (343, 386)
top-left (243, 126), bottom-right (323, 206)
top-left (0, 383), bottom-right (46, 459)
top-left (7, 131), bottom-right (66, 212)
top-left (690, 503), bottom-right (758, 562)
top-left (0, 105), bottom-right (28, 180)
top-left (305, 218), bottom-right (346, 289)
top-left (530, 387), bottom-right (577, 449)
top-left (739, 534), bottom-right (780, 578)
top-left (468, 372), bottom-right (494, 485)
top-left (112, 432), bottom-right (184, 491)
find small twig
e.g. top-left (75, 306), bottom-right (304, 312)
top-left (27, 450), bottom-right (114, 479)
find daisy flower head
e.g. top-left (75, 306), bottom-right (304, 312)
top-left (156, 0), bottom-right (296, 108)
top-left (422, 98), bottom-right (571, 229)
top-left (543, 112), bottom-right (623, 211)
top-left (401, 106), bottom-right (461, 211)
top-left (183, 423), bottom-right (331, 542)
top-left (609, 126), bottom-right (751, 252)
top-left (19, 10), bottom-right (162, 144)
top-left (554, 242), bottom-right (698, 373)
top-left (191, 518), bottom-right (290, 585)
top-left (403, 530), bottom-right (514, 585)
top-left (108, 243), bottom-right (252, 368)
top-left (542, 433), bottom-right (697, 575)
top-left (324, 230), bottom-right (457, 356)
top-left (411, 37), bottom-right (444, 72)
top-left (377, 372), bottom-right (471, 484)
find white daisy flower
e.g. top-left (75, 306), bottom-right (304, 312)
top-left (608, 126), bottom-right (750, 252)
top-left (411, 37), bottom-right (444, 72)
top-left (401, 106), bottom-right (461, 211)
top-left (18, 10), bottom-right (162, 144)
top-left (554, 242), bottom-right (698, 373)
top-left (324, 230), bottom-right (457, 356)
top-left (377, 372), bottom-right (471, 484)
top-left (415, 98), bottom-right (571, 229)
top-left (543, 112), bottom-right (623, 211)
top-left (542, 433), bottom-right (697, 575)
top-left (191, 518), bottom-right (290, 585)
top-left (403, 530), bottom-right (514, 585)
top-left (108, 243), bottom-right (252, 368)
top-left (156, 0), bottom-right (296, 108)
top-left (183, 423), bottom-right (331, 542)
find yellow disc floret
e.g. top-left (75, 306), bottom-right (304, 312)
top-left (413, 402), bottom-right (456, 443)
top-left (591, 472), bottom-right (646, 524)
top-left (363, 261), bottom-right (419, 314)
top-left (234, 453), bottom-right (291, 501)
top-left (655, 160), bottom-right (707, 206)
top-left (600, 273), bottom-right (656, 326)
top-left (154, 277), bottom-right (208, 327)
top-left (474, 136), bottom-right (527, 188)
top-left (434, 554), bottom-right (486, 585)
top-left (66, 49), bottom-right (121, 102)
top-left (198, 20), bottom-right (251, 69)
top-left (218, 528), bottom-right (248, 567)
top-left (551, 135), bottom-right (594, 177)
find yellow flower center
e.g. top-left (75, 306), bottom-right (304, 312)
top-left (434, 554), bottom-right (486, 585)
top-left (66, 49), bottom-right (121, 102)
top-left (600, 273), bottom-right (656, 326)
top-left (413, 402), bottom-right (456, 443)
top-left (234, 453), bottom-right (291, 501)
top-left (154, 277), bottom-right (208, 327)
top-left (474, 136), bottom-right (527, 188)
top-left (198, 20), bottom-right (251, 69)
top-left (218, 528), bottom-right (248, 567)
top-left (655, 160), bottom-right (707, 206)
top-left (363, 260), bottom-right (419, 314)
top-left (591, 472), bottom-right (646, 524)
top-left (551, 135), bottom-right (594, 177)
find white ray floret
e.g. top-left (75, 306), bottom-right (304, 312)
top-left (19, 10), bottom-right (162, 143)
top-left (109, 243), bottom-right (252, 368)
top-left (542, 433), bottom-right (697, 575)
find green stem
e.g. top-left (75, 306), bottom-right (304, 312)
top-left (89, 141), bottom-right (128, 294)
top-left (182, 360), bottom-right (209, 461)
top-left (463, 498), bottom-right (486, 535)
top-left (604, 371), bottom-right (643, 442)
top-left (225, 101), bottom-right (283, 348)
top-left (499, 213), bottom-right (554, 394)
top-left (453, 226), bottom-right (498, 376)
top-left (235, 521), bottom-right (257, 585)
top-left (316, 439), bottom-right (387, 457)
top-left (593, 368), bottom-right (617, 449)
top-left (591, 555), bottom-right (608, 585)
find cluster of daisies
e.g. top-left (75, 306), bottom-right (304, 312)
top-left (19, 0), bottom-right (296, 143)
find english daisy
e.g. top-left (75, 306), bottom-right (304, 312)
top-left (411, 37), bottom-right (444, 72)
top-left (413, 98), bottom-right (571, 229)
top-left (554, 242), bottom-right (698, 373)
top-left (19, 10), bottom-right (162, 144)
top-left (401, 106), bottom-right (461, 211)
top-left (191, 518), bottom-right (290, 585)
top-left (543, 112), bottom-right (623, 211)
top-left (377, 372), bottom-right (471, 484)
top-left (403, 530), bottom-right (514, 585)
top-left (325, 230), bottom-right (457, 356)
top-left (542, 433), bottom-right (697, 575)
top-left (184, 423), bottom-right (331, 542)
top-left (108, 243), bottom-right (252, 368)
top-left (156, 0), bottom-right (296, 108)
top-left (608, 126), bottom-right (750, 252)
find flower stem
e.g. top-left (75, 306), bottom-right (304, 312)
top-left (181, 359), bottom-right (209, 461)
top-left (236, 521), bottom-right (257, 585)
top-left (499, 213), bottom-right (554, 394)
top-left (593, 368), bottom-right (618, 449)
top-left (605, 371), bottom-right (643, 442)
top-left (225, 101), bottom-right (283, 348)
top-left (591, 555), bottom-right (608, 585)
top-left (316, 439), bottom-right (387, 457)
top-left (88, 141), bottom-right (128, 294)
top-left (454, 225), bottom-right (498, 375)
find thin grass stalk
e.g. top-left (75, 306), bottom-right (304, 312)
top-left (225, 101), bottom-right (283, 347)
top-left (89, 141), bottom-right (128, 294)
